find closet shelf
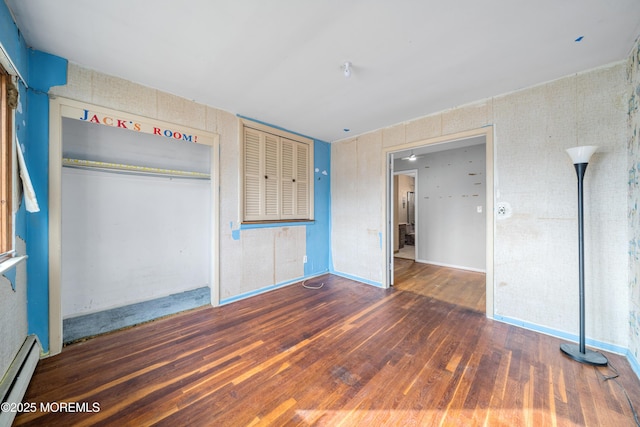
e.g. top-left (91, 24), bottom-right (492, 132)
top-left (62, 158), bottom-right (210, 180)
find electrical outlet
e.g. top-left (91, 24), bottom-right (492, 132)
top-left (303, 255), bottom-right (307, 263)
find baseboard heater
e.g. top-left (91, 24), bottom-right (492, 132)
top-left (0, 335), bottom-right (40, 427)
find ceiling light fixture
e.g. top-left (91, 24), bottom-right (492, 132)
top-left (343, 61), bottom-right (352, 78)
top-left (400, 150), bottom-right (421, 161)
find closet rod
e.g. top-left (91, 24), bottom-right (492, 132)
top-left (62, 158), bottom-right (210, 180)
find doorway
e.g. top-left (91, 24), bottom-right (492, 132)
top-left (393, 171), bottom-right (416, 261)
top-left (383, 127), bottom-right (494, 317)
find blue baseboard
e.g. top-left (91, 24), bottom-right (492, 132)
top-left (219, 272), bottom-right (329, 305)
top-left (493, 315), bottom-right (628, 355)
top-left (494, 314), bottom-right (639, 380)
top-left (63, 286), bottom-right (211, 344)
top-left (627, 350), bottom-right (640, 379)
top-left (329, 270), bottom-right (383, 288)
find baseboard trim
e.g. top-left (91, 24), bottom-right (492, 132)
top-left (0, 335), bottom-right (40, 427)
top-left (627, 350), bottom-right (640, 380)
top-left (494, 314), bottom-right (639, 381)
top-left (329, 270), bottom-right (383, 288)
top-left (219, 272), bottom-right (330, 305)
top-left (415, 258), bottom-right (486, 273)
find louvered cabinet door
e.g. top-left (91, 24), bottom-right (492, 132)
top-left (280, 138), bottom-right (295, 218)
top-left (242, 122), bottom-right (313, 222)
top-left (243, 128), bottom-right (262, 221)
top-left (281, 138), bottom-right (310, 220)
top-left (263, 133), bottom-right (280, 219)
top-left (294, 141), bottom-right (309, 218)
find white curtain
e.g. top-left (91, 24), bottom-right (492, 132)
top-left (15, 138), bottom-right (39, 213)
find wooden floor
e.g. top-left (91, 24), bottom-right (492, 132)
top-left (14, 262), bottom-right (640, 426)
top-left (393, 258), bottom-right (486, 312)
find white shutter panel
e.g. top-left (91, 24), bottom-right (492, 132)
top-left (295, 142), bottom-right (309, 218)
top-left (242, 122), bottom-right (313, 222)
top-left (281, 139), bottom-right (295, 217)
top-left (264, 133), bottom-right (280, 218)
top-left (244, 128), bottom-right (262, 220)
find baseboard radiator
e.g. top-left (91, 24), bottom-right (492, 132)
top-left (0, 335), bottom-right (40, 427)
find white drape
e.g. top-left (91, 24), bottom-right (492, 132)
top-left (15, 138), bottom-right (39, 213)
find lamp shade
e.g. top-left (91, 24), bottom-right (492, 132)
top-left (566, 146), bottom-right (598, 164)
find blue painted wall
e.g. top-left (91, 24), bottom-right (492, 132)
top-left (1, 2), bottom-right (67, 353)
top-left (25, 51), bottom-right (67, 353)
top-left (305, 138), bottom-right (330, 277)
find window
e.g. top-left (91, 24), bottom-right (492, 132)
top-left (0, 65), bottom-right (15, 258)
top-left (242, 121), bottom-right (314, 222)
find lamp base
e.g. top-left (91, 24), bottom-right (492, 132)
top-left (560, 343), bottom-right (608, 366)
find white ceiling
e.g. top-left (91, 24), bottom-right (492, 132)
top-left (6, 1), bottom-right (640, 142)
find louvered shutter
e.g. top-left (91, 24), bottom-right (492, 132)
top-left (242, 123), bottom-right (313, 222)
top-left (281, 139), bottom-right (295, 217)
top-left (295, 142), bottom-right (309, 217)
top-left (243, 128), bottom-right (262, 220)
top-left (263, 133), bottom-right (280, 219)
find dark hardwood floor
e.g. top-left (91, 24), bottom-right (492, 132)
top-left (13, 263), bottom-right (640, 426)
top-left (393, 258), bottom-right (486, 313)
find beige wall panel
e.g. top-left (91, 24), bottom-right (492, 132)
top-left (332, 132), bottom-right (384, 284)
top-left (241, 228), bottom-right (275, 293)
top-left (405, 113), bottom-right (442, 143)
top-left (491, 80), bottom-right (582, 331)
top-left (331, 138), bottom-right (358, 275)
top-left (219, 236), bottom-right (243, 300)
top-left (382, 124), bottom-right (406, 148)
top-left (577, 66), bottom-right (628, 145)
top-left (357, 229), bottom-right (383, 283)
top-left (441, 101), bottom-right (492, 135)
top-left (156, 91), bottom-right (206, 129)
top-left (216, 110), bottom-right (242, 299)
top-left (204, 106), bottom-right (219, 133)
top-left (217, 111), bottom-right (240, 228)
top-left (90, 72), bottom-right (158, 119)
top-left (274, 226), bottom-right (305, 284)
top-left (575, 65), bottom-right (628, 345)
top-left (492, 63), bottom-right (628, 347)
top-left (355, 132), bottom-right (384, 283)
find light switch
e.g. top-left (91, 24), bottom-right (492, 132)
top-left (477, 206), bottom-right (483, 213)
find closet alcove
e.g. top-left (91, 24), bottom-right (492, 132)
top-left (55, 104), bottom-right (218, 344)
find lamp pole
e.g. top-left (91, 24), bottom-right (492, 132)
top-left (560, 146), bottom-right (607, 366)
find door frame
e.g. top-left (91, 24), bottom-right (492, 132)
top-left (48, 97), bottom-right (220, 355)
top-left (383, 127), bottom-right (494, 317)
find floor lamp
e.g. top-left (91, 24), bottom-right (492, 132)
top-left (560, 145), bottom-right (608, 366)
